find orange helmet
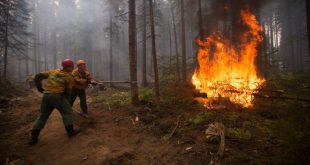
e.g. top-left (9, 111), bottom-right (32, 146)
top-left (76, 59), bottom-right (86, 66)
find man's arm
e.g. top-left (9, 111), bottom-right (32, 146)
top-left (34, 71), bottom-right (50, 93)
top-left (72, 71), bottom-right (88, 84)
top-left (86, 71), bottom-right (97, 85)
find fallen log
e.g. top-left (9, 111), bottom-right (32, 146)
top-left (97, 81), bottom-right (131, 84)
top-left (253, 94), bottom-right (310, 102)
top-left (193, 90), bottom-right (310, 102)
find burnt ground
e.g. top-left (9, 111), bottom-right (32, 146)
top-left (0, 83), bottom-right (310, 165)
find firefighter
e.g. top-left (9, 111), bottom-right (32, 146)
top-left (28, 59), bottom-right (80, 145)
top-left (70, 60), bottom-right (97, 115)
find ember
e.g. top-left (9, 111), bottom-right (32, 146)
top-left (192, 10), bottom-right (265, 108)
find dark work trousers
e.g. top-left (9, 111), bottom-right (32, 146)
top-left (70, 87), bottom-right (88, 114)
top-left (33, 93), bottom-right (73, 130)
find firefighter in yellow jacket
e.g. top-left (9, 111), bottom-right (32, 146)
top-left (70, 60), bottom-right (97, 115)
top-left (28, 59), bottom-right (80, 145)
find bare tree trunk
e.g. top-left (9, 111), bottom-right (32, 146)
top-left (37, 22), bottom-right (41, 72)
top-left (275, 13), bottom-right (279, 67)
top-left (142, 0), bottom-right (147, 86)
top-left (181, 0), bottom-right (187, 81)
top-left (169, 19), bottom-right (172, 70)
top-left (198, 0), bottom-right (203, 40)
top-left (109, 8), bottom-right (113, 86)
top-left (262, 23), bottom-right (268, 78)
top-left (298, 26), bottom-right (303, 71)
top-left (286, 1), bottom-right (295, 71)
top-left (44, 20), bottom-right (48, 70)
top-left (26, 47), bottom-right (29, 76)
top-left (269, 17), bottom-right (274, 65)
top-left (171, 7), bottom-right (180, 81)
top-left (18, 59), bottom-right (21, 82)
top-left (52, 31), bottom-right (56, 68)
top-left (33, 0), bottom-right (39, 73)
top-left (3, 0), bottom-right (9, 80)
top-left (306, 0), bottom-right (310, 57)
top-left (128, 0), bottom-right (139, 105)
top-left (149, 0), bottom-right (160, 100)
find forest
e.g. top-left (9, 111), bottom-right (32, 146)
top-left (0, 0), bottom-right (310, 164)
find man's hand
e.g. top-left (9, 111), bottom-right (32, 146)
top-left (91, 80), bottom-right (98, 85)
top-left (36, 86), bottom-right (44, 93)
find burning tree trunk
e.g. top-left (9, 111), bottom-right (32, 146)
top-left (149, 0), bottom-right (160, 100)
top-left (128, 0), bottom-right (139, 105)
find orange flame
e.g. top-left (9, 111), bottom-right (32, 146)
top-left (192, 10), bottom-right (265, 108)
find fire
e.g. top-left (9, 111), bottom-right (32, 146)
top-left (192, 10), bottom-right (265, 108)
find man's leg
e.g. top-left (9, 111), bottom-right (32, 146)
top-left (29, 94), bottom-right (54, 145)
top-left (69, 88), bottom-right (78, 106)
top-left (78, 90), bottom-right (88, 114)
top-left (56, 95), bottom-right (80, 137)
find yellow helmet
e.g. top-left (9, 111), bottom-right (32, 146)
top-left (76, 59), bottom-right (86, 66)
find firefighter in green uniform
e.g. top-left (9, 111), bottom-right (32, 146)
top-left (28, 59), bottom-right (80, 145)
top-left (70, 59), bottom-right (97, 115)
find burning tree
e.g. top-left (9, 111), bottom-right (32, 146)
top-left (192, 10), bottom-right (265, 108)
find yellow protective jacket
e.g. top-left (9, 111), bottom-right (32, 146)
top-left (35, 69), bottom-right (74, 94)
top-left (72, 68), bottom-right (93, 90)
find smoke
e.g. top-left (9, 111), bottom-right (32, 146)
top-left (204, 0), bottom-right (268, 41)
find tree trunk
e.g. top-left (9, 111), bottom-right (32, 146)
top-left (33, 0), bottom-right (39, 73)
top-left (306, 0), bottom-right (310, 57)
top-left (37, 21), bottom-right (41, 72)
top-left (3, 0), bottom-right (9, 80)
top-left (298, 26), bottom-right (303, 71)
top-left (44, 20), bottom-right (48, 70)
top-left (269, 17), bottom-right (274, 65)
top-left (262, 23), bottom-right (268, 78)
top-left (169, 18), bottom-right (172, 70)
top-left (128, 0), bottom-right (139, 105)
top-left (26, 58), bottom-right (29, 76)
top-left (142, 0), bottom-right (147, 86)
top-left (198, 0), bottom-right (203, 40)
top-left (171, 7), bottom-right (180, 81)
top-left (52, 30), bottom-right (57, 68)
top-left (181, 0), bottom-right (187, 81)
top-left (286, 1), bottom-right (295, 71)
top-left (149, 0), bottom-right (160, 100)
top-left (109, 8), bottom-right (113, 86)
top-left (18, 59), bottom-right (21, 82)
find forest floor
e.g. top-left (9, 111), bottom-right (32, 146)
top-left (0, 74), bottom-right (310, 165)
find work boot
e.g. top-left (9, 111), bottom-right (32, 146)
top-left (65, 125), bottom-right (81, 138)
top-left (28, 129), bottom-right (40, 145)
top-left (81, 112), bottom-right (90, 118)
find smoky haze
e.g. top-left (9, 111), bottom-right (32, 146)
top-left (2, 0), bottom-right (309, 83)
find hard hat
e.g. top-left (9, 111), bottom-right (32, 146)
top-left (76, 59), bottom-right (86, 66)
top-left (61, 59), bottom-right (74, 67)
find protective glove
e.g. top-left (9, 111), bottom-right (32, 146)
top-left (36, 86), bottom-right (44, 93)
top-left (86, 79), bottom-right (92, 84)
top-left (91, 80), bottom-right (98, 85)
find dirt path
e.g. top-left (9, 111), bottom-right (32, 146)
top-left (0, 91), bottom-right (190, 165)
